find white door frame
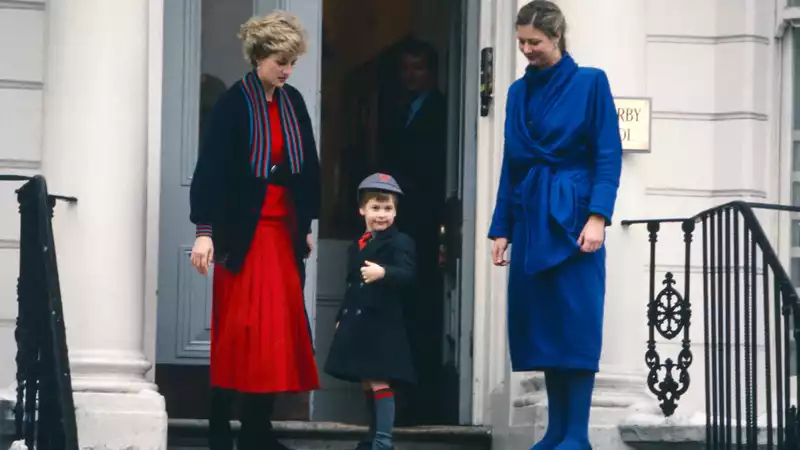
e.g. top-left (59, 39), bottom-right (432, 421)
top-left (470, 0), bottom-right (518, 426)
top-left (455, 0), bottom-right (481, 425)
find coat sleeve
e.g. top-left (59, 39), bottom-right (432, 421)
top-left (189, 91), bottom-right (237, 237)
top-left (488, 146), bottom-right (515, 240)
top-left (488, 85), bottom-right (518, 241)
top-left (382, 235), bottom-right (417, 287)
top-left (587, 70), bottom-right (623, 224)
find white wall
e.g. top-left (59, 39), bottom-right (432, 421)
top-left (0, 0), bottom-right (46, 388)
top-left (637, 0), bottom-right (778, 415)
top-left (643, 0), bottom-right (774, 217)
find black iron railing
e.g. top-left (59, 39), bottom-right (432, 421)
top-left (622, 201), bottom-right (800, 449)
top-left (1, 175), bottom-right (78, 450)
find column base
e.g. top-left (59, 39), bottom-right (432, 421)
top-left (74, 390), bottom-right (167, 450)
top-left (513, 366), bottom-right (656, 426)
top-left (69, 349), bottom-right (158, 394)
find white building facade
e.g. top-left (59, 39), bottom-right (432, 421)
top-left (0, 0), bottom-right (795, 449)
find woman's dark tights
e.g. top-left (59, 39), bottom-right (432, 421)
top-left (209, 388), bottom-right (286, 450)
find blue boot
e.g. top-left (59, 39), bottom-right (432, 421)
top-left (554, 371), bottom-right (595, 450)
top-left (531, 370), bottom-right (568, 450)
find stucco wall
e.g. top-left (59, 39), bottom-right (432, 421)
top-left (0, 0), bottom-right (46, 389)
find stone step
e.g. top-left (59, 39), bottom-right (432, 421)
top-left (169, 419), bottom-right (493, 450)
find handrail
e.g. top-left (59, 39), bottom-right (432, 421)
top-left (621, 201), bottom-right (800, 224)
top-left (2, 174), bottom-right (79, 450)
top-left (0, 174), bottom-right (79, 204)
top-left (622, 201), bottom-right (800, 310)
top-left (621, 201), bottom-right (800, 449)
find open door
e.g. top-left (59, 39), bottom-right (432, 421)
top-left (156, 0), bottom-right (322, 420)
top-left (440, 0), bottom-right (479, 425)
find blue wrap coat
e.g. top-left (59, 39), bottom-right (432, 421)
top-left (489, 54), bottom-right (622, 373)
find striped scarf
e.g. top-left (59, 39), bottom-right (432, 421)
top-left (239, 71), bottom-right (305, 178)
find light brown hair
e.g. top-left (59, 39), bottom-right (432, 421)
top-left (238, 11), bottom-right (307, 67)
top-left (516, 1), bottom-right (567, 53)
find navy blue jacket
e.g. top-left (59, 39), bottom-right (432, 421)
top-left (189, 81), bottom-right (320, 273)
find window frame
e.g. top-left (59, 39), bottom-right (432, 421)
top-left (778, 4), bottom-right (800, 283)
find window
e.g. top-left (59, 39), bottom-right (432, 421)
top-left (791, 32), bottom-right (800, 286)
top-left (784, 7), bottom-right (799, 376)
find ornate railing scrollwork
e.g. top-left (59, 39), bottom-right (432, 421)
top-left (642, 220), bottom-right (695, 417)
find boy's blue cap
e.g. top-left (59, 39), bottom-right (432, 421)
top-left (357, 173), bottom-right (404, 196)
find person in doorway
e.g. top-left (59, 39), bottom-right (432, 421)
top-left (377, 37), bottom-right (447, 426)
top-left (489, 2), bottom-right (622, 449)
top-left (324, 173), bottom-right (417, 450)
top-left (188, 11), bottom-right (320, 450)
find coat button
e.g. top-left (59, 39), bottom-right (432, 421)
top-left (347, 282), bottom-right (352, 288)
top-left (360, 282), bottom-right (365, 288)
top-left (343, 308), bottom-right (348, 315)
top-left (356, 309), bottom-right (362, 315)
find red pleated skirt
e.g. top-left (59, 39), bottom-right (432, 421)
top-left (210, 186), bottom-right (320, 393)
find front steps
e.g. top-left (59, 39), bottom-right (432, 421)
top-left (168, 419), bottom-right (493, 450)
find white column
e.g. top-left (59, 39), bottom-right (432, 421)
top-left (509, 0), bottom-right (653, 428)
top-left (41, 1), bottom-right (167, 448)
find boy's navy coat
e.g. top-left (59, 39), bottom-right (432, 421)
top-left (324, 225), bottom-right (417, 384)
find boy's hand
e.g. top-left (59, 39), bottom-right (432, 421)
top-left (361, 261), bottom-right (386, 284)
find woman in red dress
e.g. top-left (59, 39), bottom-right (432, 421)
top-left (188, 12), bottom-right (320, 450)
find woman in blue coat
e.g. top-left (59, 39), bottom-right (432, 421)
top-left (489, 2), bottom-right (622, 449)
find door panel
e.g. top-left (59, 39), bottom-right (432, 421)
top-left (312, 240), bottom-right (368, 423)
top-left (457, 0), bottom-right (480, 424)
top-left (156, 0), bottom-right (321, 421)
top-left (157, 0), bottom-right (262, 365)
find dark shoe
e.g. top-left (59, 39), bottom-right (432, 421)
top-left (265, 439), bottom-right (294, 450)
top-left (208, 388), bottom-right (234, 450)
top-left (372, 431), bottom-right (394, 450)
top-left (209, 431), bottom-right (233, 450)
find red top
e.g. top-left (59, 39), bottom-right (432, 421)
top-left (261, 99), bottom-right (293, 219)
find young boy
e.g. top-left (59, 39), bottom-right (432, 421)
top-left (324, 173), bottom-right (417, 450)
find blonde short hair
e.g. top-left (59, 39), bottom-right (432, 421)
top-left (238, 11), bottom-right (307, 67)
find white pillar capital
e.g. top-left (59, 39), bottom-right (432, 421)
top-left (41, 0), bottom-right (167, 448)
